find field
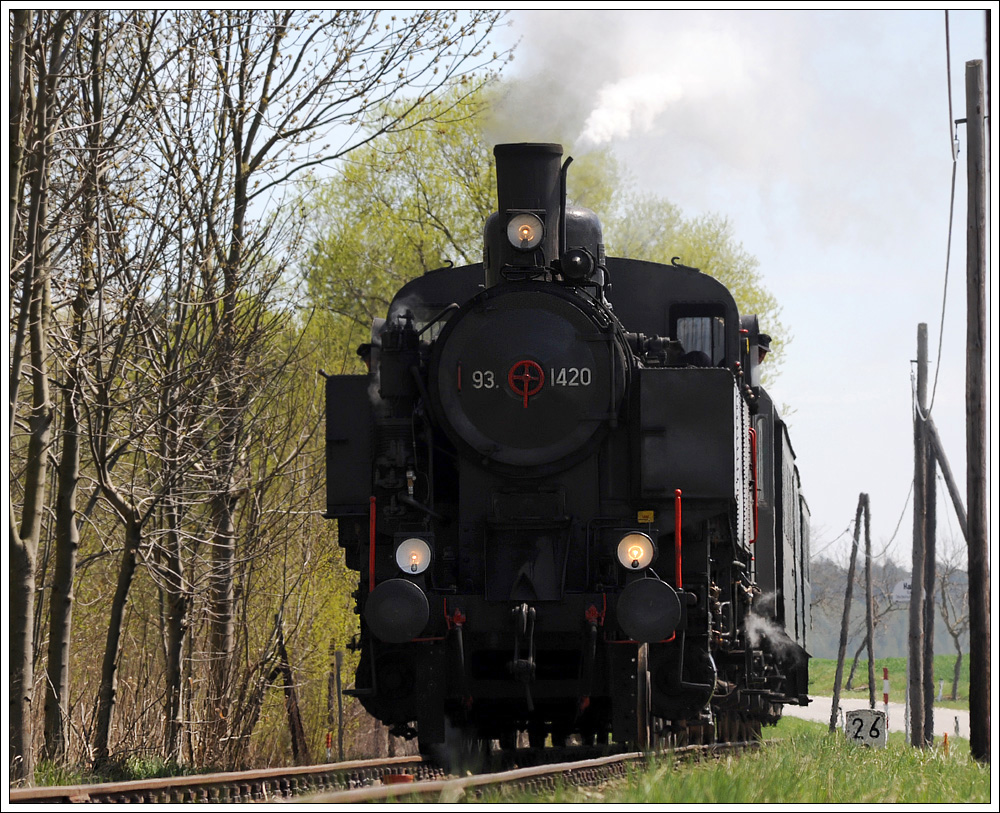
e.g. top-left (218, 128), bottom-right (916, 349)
top-left (809, 654), bottom-right (971, 709)
top-left (485, 717), bottom-right (991, 804)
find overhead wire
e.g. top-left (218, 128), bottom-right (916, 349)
top-left (928, 10), bottom-right (959, 415)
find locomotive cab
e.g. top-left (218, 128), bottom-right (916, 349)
top-left (325, 142), bottom-right (809, 756)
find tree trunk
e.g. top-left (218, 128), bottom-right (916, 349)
top-left (844, 635), bottom-right (868, 691)
top-left (206, 115), bottom-right (249, 761)
top-left (951, 645), bottom-right (962, 702)
top-left (93, 516), bottom-right (143, 767)
top-left (162, 514), bottom-right (189, 763)
top-left (43, 378), bottom-right (81, 762)
top-left (275, 621), bottom-right (310, 765)
top-left (207, 492), bottom-right (237, 759)
top-left (10, 16), bottom-right (60, 773)
top-left (9, 525), bottom-right (38, 783)
top-left (43, 69), bottom-right (99, 756)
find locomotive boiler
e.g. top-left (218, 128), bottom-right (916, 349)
top-left (324, 143), bottom-right (810, 754)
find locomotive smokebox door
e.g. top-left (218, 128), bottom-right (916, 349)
top-left (429, 283), bottom-right (627, 475)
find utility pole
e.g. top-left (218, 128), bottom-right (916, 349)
top-left (964, 58), bottom-right (989, 765)
top-left (908, 324), bottom-right (927, 747)
top-left (831, 494), bottom-right (866, 733)
top-left (923, 398), bottom-right (937, 746)
top-left (864, 496), bottom-right (876, 709)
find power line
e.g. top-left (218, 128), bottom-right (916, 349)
top-left (928, 11), bottom-right (960, 414)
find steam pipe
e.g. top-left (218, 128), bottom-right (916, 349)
top-left (416, 303), bottom-right (460, 337)
top-left (559, 156), bottom-right (573, 261)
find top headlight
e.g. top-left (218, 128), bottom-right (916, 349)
top-left (506, 213), bottom-right (544, 251)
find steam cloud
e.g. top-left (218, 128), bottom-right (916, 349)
top-left (493, 10), bottom-right (937, 249)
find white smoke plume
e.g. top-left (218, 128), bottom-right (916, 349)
top-left (744, 592), bottom-right (805, 664)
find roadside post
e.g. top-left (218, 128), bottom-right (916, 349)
top-left (883, 667), bottom-right (890, 724)
top-left (845, 708), bottom-right (888, 749)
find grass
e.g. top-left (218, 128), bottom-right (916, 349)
top-left (34, 754), bottom-right (199, 786)
top-left (480, 717), bottom-right (990, 805)
top-left (809, 654), bottom-right (970, 709)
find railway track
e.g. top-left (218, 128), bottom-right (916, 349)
top-left (8, 741), bottom-right (758, 804)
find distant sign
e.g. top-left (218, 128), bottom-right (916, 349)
top-left (892, 580), bottom-right (911, 604)
top-left (845, 709), bottom-right (887, 749)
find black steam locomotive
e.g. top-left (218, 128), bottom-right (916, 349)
top-left (325, 143), bottom-right (810, 753)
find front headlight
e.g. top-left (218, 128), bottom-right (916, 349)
top-left (617, 532), bottom-right (655, 570)
top-left (506, 213), bottom-right (544, 251)
top-left (395, 537), bottom-right (432, 574)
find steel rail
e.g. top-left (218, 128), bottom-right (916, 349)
top-left (8, 740), bottom-right (757, 804)
top-left (8, 754), bottom-right (438, 804)
top-left (305, 740), bottom-right (757, 804)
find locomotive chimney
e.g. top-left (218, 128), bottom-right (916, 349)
top-left (484, 143), bottom-right (563, 287)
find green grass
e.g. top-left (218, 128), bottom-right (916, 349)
top-left (480, 717), bottom-right (989, 804)
top-left (34, 754), bottom-right (199, 786)
top-left (809, 654), bottom-right (970, 709)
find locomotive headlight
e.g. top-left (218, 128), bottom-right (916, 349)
top-left (395, 537), bottom-right (432, 575)
top-left (617, 532), bottom-right (655, 570)
top-left (506, 213), bottom-right (544, 251)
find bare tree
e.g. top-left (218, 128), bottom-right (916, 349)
top-left (40, 9), bottom-right (176, 764)
top-left (10, 9), bottom-right (508, 773)
top-left (937, 539), bottom-right (969, 701)
top-left (172, 9), bottom-right (506, 763)
top-left (9, 9), bottom-right (96, 782)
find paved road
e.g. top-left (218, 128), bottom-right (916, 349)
top-left (782, 695), bottom-right (970, 740)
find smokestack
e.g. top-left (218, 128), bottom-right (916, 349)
top-left (484, 143), bottom-right (563, 286)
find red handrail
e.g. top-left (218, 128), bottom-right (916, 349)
top-left (674, 488), bottom-right (683, 589)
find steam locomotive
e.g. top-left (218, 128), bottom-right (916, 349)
top-left (325, 143), bottom-right (810, 754)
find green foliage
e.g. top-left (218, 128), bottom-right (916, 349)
top-left (303, 86), bottom-right (497, 336)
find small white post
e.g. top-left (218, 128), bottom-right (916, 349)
top-left (883, 667), bottom-right (890, 725)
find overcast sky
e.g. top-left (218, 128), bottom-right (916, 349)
top-left (491, 9), bottom-right (994, 564)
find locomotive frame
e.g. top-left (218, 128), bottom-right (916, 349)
top-left (325, 143), bottom-right (810, 755)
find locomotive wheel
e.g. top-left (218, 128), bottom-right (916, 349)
top-left (634, 643), bottom-right (652, 750)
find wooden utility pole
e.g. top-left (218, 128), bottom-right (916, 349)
top-left (864, 497), bottom-right (876, 708)
top-left (908, 325), bottom-right (927, 747)
top-left (830, 495), bottom-right (866, 733)
top-left (924, 418), bottom-right (969, 540)
top-left (964, 58), bottom-right (989, 764)
top-left (923, 406), bottom-right (937, 746)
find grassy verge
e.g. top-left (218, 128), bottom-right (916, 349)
top-left (809, 654), bottom-right (969, 709)
top-left (482, 717), bottom-right (989, 804)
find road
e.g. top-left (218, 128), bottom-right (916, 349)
top-left (782, 695), bottom-right (970, 740)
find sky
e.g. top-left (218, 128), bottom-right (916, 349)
top-left (487, 8), bottom-right (995, 566)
